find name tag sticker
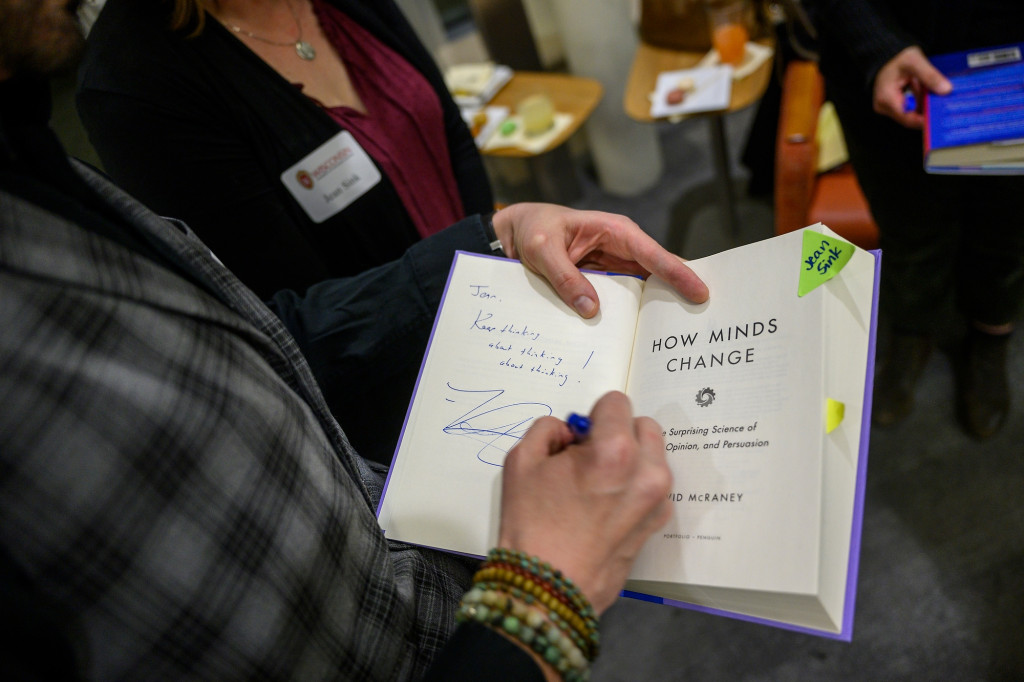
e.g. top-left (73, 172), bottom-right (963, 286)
top-left (280, 131), bottom-right (381, 223)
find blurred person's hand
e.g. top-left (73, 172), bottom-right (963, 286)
top-left (497, 391), bottom-right (673, 615)
top-left (872, 46), bottom-right (953, 129)
top-left (492, 203), bottom-right (709, 318)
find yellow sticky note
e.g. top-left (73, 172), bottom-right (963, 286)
top-left (826, 398), bottom-right (845, 433)
top-left (798, 231), bottom-right (855, 297)
top-left (816, 101), bottom-right (850, 173)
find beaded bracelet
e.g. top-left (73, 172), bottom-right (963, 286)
top-left (457, 588), bottom-right (591, 682)
top-left (475, 564), bottom-right (577, 610)
top-left (474, 580), bottom-right (591, 656)
top-left (475, 549), bottom-right (600, 655)
top-left (475, 563), bottom-right (599, 656)
top-left (459, 548), bottom-right (602, 678)
top-left (485, 548), bottom-right (596, 620)
top-left (473, 566), bottom-right (579, 618)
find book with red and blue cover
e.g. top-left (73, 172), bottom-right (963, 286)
top-left (924, 42), bottom-right (1024, 174)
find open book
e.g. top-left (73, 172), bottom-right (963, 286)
top-left (377, 225), bottom-right (880, 640)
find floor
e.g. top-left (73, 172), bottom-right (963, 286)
top-left (557, 107), bottom-right (1024, 681)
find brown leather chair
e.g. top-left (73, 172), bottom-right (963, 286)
top-left (774, 60), bottom-right (879, 249)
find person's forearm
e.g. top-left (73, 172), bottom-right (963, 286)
top-left (264, 214), bottom-right (495, 459)
top-left (265, 214), bottom-right (493, 410)
top-left (266, 214), bottom-right (492, 359)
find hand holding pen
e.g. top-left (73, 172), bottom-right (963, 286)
top-left (567, 412), bottom-right (592, 443)
top-left (496, 392), bottom-right (673, 614)
top-left (873, 46), bottom-right (952, 129)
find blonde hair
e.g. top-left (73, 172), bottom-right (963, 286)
top-left (170, 0), bottom-right (209, 35)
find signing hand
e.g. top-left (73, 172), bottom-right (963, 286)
top-left (497, 392), bottom-right (673, 614)
top-left (873, 46), bottom-right (953, 129)
top-left (491, 203), bottom-right (709, 318)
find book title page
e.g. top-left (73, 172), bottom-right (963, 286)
top-left (625, 235), bottom-right (827, 595)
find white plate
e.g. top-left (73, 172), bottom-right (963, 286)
top-left (649, 65), bottom-right (733, 119)
top-left (460, 105), bottom-right (510, 148)
top-left (697, 41), bottom-right (774, 80)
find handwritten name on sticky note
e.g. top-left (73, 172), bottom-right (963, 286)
top-left (798, 231), bottom-right (855, 297)
top-left (826, 398), bottom-right (845, 433)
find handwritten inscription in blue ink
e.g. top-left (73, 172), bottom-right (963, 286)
top-left (530, 364), bottom-right (569, 386)
top-left (469, 309), bottom-right (542, 341)
top-left (804, 239), bottom-right (844, 275)
top-left (500, 322), bottom-right (540, 340)
top-left (468, 308), bottom-right (592, 386)
top-left (798, 231), bottom-right (855, 296)
top-left (494, 355), bottom-right (572, 385)
top-left (470, 284), bottom-right (500, 300)
top-left (520, 346), bottom-right (563, 366)
top-left (471, 310), bottom-right (496, 332)
top-left (443, 385), bottom-right (553, 466)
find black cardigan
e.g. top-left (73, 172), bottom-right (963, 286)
top-left (809, 0), bottom-right (1024, 93)
top-left (77, 0), bottom-right (494, 299)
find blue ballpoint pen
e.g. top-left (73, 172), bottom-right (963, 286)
top-left (902, 89), bottom-right (917, 114)
top-left (566, 413), bottom-right (591, 443)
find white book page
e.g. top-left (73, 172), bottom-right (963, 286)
top-left (379, 253), bottom-right (645, 556)
top-left (625, 231), bottom-right (825, 595)
top-left (815, 244), bottom-right (876, 628)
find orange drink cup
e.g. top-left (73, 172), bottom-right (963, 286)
top-left (713, 23), bottom-right (749, 65)
top-left (705, 0), bottom-right (752, 66)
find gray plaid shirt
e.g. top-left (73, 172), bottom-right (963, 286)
top-left (0, 161), bottom-right (473, 680)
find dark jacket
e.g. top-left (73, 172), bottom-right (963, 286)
top-left (810, 0), bottom-right (1024, 94)
top-left (77, 0), bottom-right (494, 299)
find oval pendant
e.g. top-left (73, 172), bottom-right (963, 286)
top-left (296, 41), bottom-right (316, 60)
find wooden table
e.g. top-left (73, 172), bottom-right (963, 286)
top-left (624, 40), bottom-right (773, 122)
top-left (483, 71), bottom-right (604, 158)
top-left (624, 39), bottom-right (774, 240)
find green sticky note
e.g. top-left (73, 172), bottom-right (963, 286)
top-left (826, 398), bottom-right (845, 433)
top-left (798, 231), bottom-right (855, 297)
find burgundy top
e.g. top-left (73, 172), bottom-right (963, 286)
top-left (311, 0), bottom-right (464, 238)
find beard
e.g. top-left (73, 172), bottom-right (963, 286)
top-left (0, 0), bottom-right (86, 78)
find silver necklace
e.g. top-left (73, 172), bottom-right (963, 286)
top-left (224, 1), bottom-right (316, 61)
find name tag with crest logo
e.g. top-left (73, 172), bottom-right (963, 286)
top-left (280, 131), bottom-right (382, 223)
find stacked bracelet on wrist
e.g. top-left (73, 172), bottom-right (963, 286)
top-left (455, 548), bottom-right (599, 682)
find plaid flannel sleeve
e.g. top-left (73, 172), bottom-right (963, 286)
top-left (0, 192), bottom-right (472, 681)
